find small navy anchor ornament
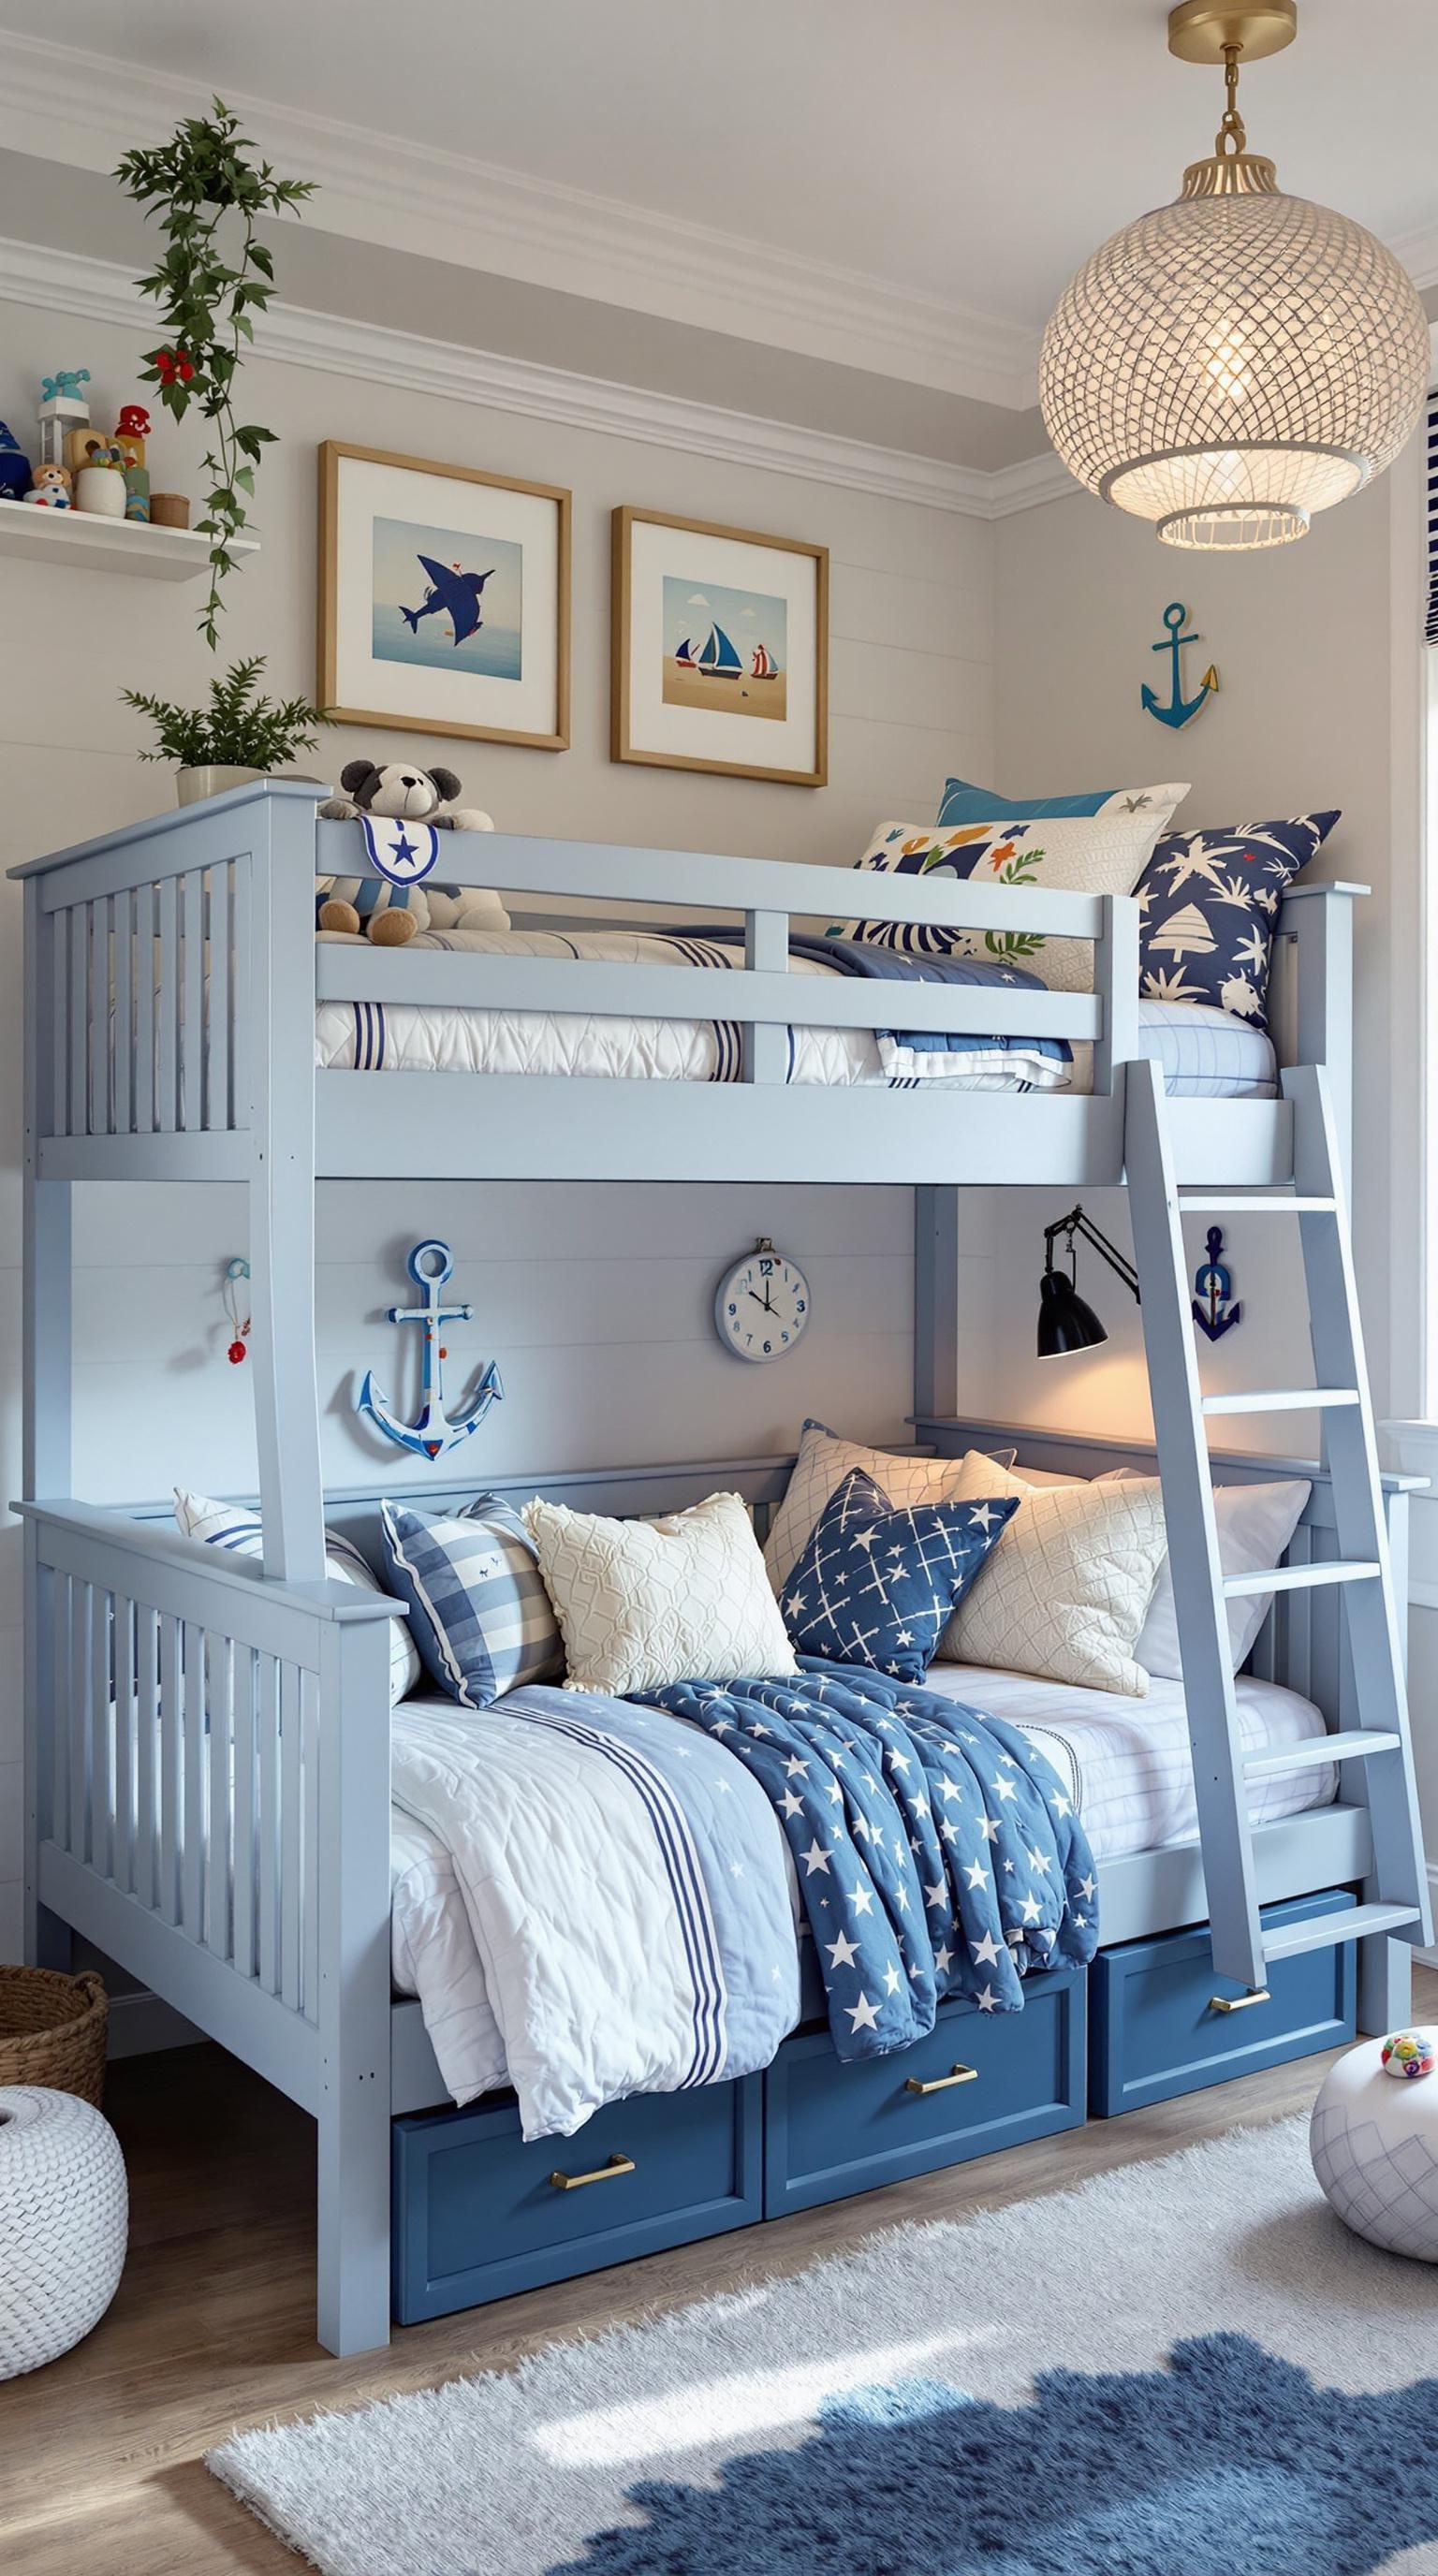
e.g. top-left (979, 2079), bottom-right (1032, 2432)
top-left (1193, 1226), bottom-right (1240, 1341)
top-left (1143, 602), bottom-right (1218, 731)
top-left (359, 1239), bottom-right (504, 1458)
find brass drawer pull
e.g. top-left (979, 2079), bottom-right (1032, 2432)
top-left (904, 2063), bottom-right (979, 2096)
top-left (549, 2151), bottom-right (636, 2191)
top-left (1209, 1988), bottom-right (1271, 2015)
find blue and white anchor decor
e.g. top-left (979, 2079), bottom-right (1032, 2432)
top-left (1192, 1225), bottom-right (1240, 1341)
top-left (1142, 603), bottom-right (1218, 731)
top-left (359, 1239), bottom-right (503, 1459)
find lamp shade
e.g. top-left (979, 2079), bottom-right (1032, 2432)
top-left (1037, 1269), bottom-right (1109, 1358)
top-left (1039, 155), bottom-right (1429, 550)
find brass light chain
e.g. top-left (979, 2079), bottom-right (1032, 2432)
top-left (1215, 40), bottom-right (1248, 157)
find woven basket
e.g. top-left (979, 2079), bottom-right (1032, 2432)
top-left (0, 1969), bottom-right (108, 2109)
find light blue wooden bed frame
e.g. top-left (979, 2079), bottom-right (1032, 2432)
top-left (11, 782), bottom-right (1410, 2355)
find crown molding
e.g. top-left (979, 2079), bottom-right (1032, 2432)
top-left (0, 28), bottom-right (1040, 410)
top-left (1391, 220), bottom-right (1438, 294)
top-left (0, 238), bottom-right (1074, 522)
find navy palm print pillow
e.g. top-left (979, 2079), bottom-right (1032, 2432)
top-left (1136, 811), bottom-right (1339, 1028)
top-left (779, 1470), bottom-right (1019, 1682)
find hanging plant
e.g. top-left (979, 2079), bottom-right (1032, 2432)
top-left (115, 98), bottom-right (315, 646)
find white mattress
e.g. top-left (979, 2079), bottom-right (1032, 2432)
top-left (315, 929), bottom-right (1276, 1099)
top-left (389, 1661), bottom-right (1335, 2104)
top-left (918, 1661), bottom-right (1336, 1863)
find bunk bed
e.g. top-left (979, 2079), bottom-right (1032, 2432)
top-left (12, 781), bottom-right (1429, 2357)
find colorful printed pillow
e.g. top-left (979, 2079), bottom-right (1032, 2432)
top-left (938, 777), bottom-right (1189, 827)
top-left (781, 1470), bottom-right (1019, 1681)
top-left (1137, 812), bottom-right (1339, 1027)
top-left (763, 1420), bottom-right (1018, 1596)
top-left (379, 1494), bottom-right (565, 1710)
top-left (836, 804), bottom-right (1177, 992)
top-left (174, 1489), bottom-right (421, 1706)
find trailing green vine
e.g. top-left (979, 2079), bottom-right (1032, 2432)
top-left (115, 99), bottom-right (315, 646)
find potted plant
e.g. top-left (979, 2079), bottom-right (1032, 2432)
top-left (115, 99), bottom-right (315, 645)
top-left (122, 656), bottom-right (327, 804)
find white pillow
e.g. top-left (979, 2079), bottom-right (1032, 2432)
top-left (524, 1489), bottom-right (799, 1697)
top-left (173, 1489), bottom-right (420, 1705)
top-left (838, 800), bottom-right (1181, 993)
top-left (936, 1455), bottom-right (1169, 1695)
top-left (763, 1420), bottom-right (1016, 1595)
top-left (1097, 1471), bottom-right (1311, 1678)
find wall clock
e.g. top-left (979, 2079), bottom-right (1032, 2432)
top-left (713, 1237), bottom-right (811, 1364)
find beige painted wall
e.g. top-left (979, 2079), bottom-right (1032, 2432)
top-left (0, 292), bottom-right (996, 1959)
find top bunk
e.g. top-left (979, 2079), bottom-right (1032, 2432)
top-left (12, 780), bottom-right (1360, 1191)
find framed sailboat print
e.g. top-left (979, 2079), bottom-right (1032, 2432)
top-left (318, 442), bottom-right (571, 750)
top-left (611, 506), bottom-right (828, 785)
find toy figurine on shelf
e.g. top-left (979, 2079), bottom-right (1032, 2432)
top-left (124, 464), bottom-right (151, 522)
top-left (0, 422), bottom-right (31, 501)
top-left (22, 463), bottom-right (71, 509)
top-left (114, 405), bottom-right (151, 470)
top-left (37, 368), bottom-right (90, 471)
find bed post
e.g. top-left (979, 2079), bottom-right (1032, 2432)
top-left (245, 789), bottom-right (327, 1581)
top-left (1358, 1484), bottom-right (1415, 2036)
top-left (1282, 884), bottom-right (1359, 1196)
top-left (22, 877), bottom-right (72, 1969)
top-left (914, 1188), bottom-right (961, 1419)
top-left (315, 1613), bottom-right (394, 2356)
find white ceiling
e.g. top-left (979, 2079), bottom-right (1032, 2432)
top-left (1, 1), bottom-right (1434, 407)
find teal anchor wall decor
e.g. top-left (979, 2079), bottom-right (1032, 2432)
top-left (1143, 602), bottom-right (1218, 730)
top-left (359, 1238), bottom-right (504, 1458)
top-left (1193, 1226), bottom-right (1241, 1341)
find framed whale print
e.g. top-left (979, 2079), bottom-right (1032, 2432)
top-left (318, 443), bottom-right (571, 749)
top-left (611, 506), bottom-right (828, 786)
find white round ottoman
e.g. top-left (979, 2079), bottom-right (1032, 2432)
top-left (1311, 2027), bottom-right (1438, 2260)
top-left (0, 2086), bottom-right (127, 2377)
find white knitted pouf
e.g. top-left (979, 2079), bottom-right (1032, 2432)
top-left (0, 2086), bottom-right (128, 2377)
top-left (1311, 2028), bottom-right (1438, 2260)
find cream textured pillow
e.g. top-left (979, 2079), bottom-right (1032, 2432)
top-left (524, 1489), bottom-right (799, 1697)
top-left (937, 1456), bottom-right (1169, 1695)
top-left (763, 1421), bottom-right (1016, 1595)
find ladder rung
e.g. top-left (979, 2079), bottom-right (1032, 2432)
top-left (1199, 1389), bottom-right (1359, 1415)
top-left (1262, 1901), bottom-right (1422, 1964)
top-left (1178, 1194), bottom-right (1337, 1215)
top-left (1222, 1559), bottom-right (1382, 1599)
top-left (1244, 1730), bottom-right (1401, 1778)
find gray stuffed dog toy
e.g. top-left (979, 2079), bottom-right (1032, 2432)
top-left (316, 759), bottom-right (505, 944)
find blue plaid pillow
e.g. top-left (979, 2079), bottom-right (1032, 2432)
top-left (779, 1470), bottom-right (1019, 1682)
top-left (1137, 812), bottom-right (1338, 1028)
top-left (380, 1494), bottom-right (565, 1709)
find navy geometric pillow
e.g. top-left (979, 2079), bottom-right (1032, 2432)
top-left (779, 1469), bottom-right (1019, 1683)
top-left (1136, 812), bottom-right (1339, 1029)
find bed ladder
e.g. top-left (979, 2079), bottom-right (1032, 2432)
top-left (1124, 1055), bottom-right (1431, 1999)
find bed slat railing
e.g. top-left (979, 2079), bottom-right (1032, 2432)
top-left (22, 1504), bottom-right (399, 2050)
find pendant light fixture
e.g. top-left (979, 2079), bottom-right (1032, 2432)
top-left (1038, 1), bottom-right (1429, 550)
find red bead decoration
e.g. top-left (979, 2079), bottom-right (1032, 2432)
top-left (227, 1339), bottom-right (248, 1365)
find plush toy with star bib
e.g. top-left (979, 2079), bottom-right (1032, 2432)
top-left (316, 758), bottom-right (507, 944)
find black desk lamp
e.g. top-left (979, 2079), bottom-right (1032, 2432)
top-left (1038, 1205), bottom-right (1141, 1357)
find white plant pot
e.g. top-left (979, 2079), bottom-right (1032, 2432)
top-left (74, 465), bottom-right (126, 518)
top-left (175, 764), bottom-right (267, 807)
top-left (0, 2086), bottom-right (128, 2378)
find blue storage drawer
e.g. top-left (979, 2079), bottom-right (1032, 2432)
top-left (1090, 1887), bottom-right (1357, 2118)
top-left (765, 1969), bottom-right (1086, 2218)
top-left (393, 2074), bottom-right (763, 2324)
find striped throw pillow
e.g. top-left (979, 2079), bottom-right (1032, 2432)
top-left (379, 1496), bottom-right (565, 1709)
top-left (173, 1489), bottom-right (421, 1706)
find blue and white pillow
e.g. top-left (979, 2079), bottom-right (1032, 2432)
top-left (380, 1494), bottom-right (565, 1710)
top-left (779, 1469), bottom-right (1019, 1682)
top-left (1136, 812), bottom-right (1339, 1028)
top-left (173, 1489), bottom-right (421, 1706)
top-left (938, 776), bottom-right (1188, 827)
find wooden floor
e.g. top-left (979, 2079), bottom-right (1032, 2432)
top-left (7, 1975), bottom-right (1434, 2574)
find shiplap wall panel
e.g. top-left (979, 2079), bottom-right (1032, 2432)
top-left (0, 286), bottom-right (994, 1955)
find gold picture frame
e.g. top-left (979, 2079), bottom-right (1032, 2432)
top-left (318, 441), bottom-right (571, 750)
top-left (611, 505), bottom-right (829, 786)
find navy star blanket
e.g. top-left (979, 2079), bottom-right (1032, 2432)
top-left (638, 1661), bottom-right (1098, 2061)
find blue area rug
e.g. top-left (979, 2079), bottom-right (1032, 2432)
top-left (556, 2335), bottom-right (1438, 2575)
top-left (211, 2117), bottom-right (1438, 2576)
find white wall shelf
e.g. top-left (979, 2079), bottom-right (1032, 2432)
top-left (0, 503), bottom-right (258, 580)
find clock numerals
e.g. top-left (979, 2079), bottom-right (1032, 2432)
top-left (715, 1246), bottom-right (811, 1363)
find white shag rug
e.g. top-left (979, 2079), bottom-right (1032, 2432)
top-left (210, 2115), bottom-right (1438, 2576)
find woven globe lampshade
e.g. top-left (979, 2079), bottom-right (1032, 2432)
top-left (1039, 3), bottom-right (1430, 550)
